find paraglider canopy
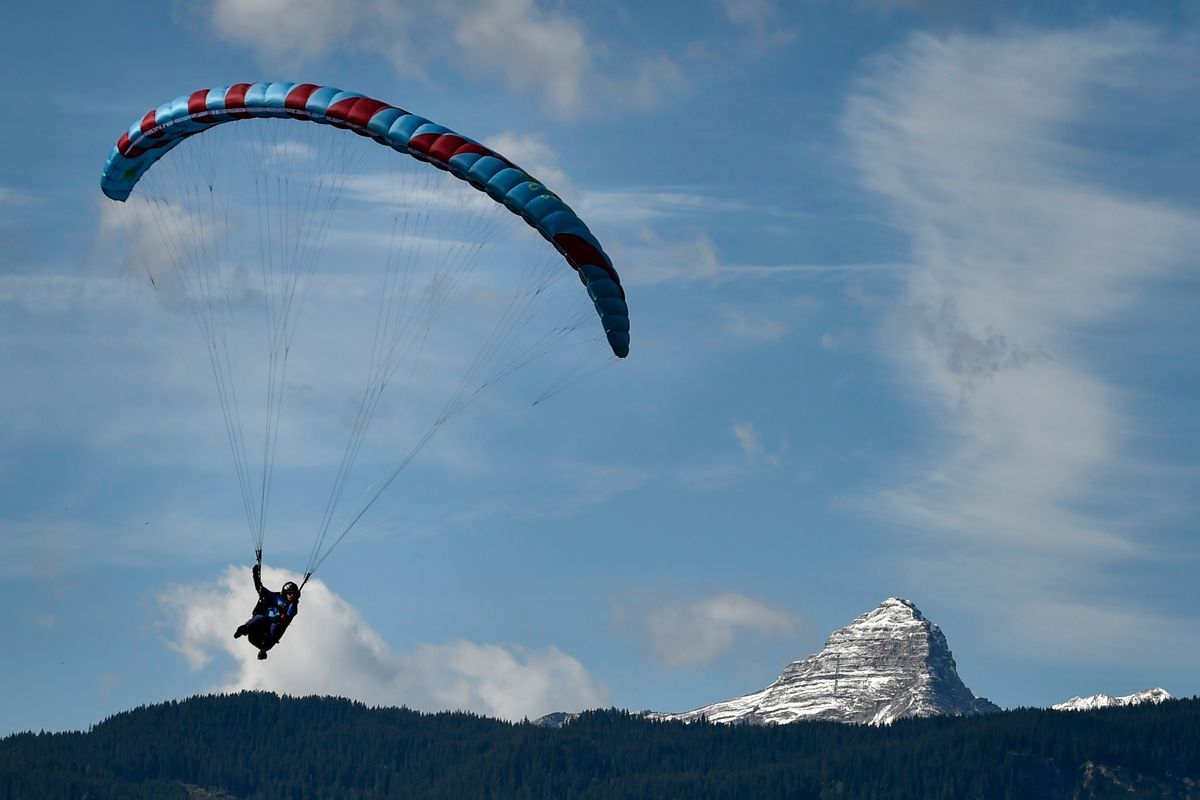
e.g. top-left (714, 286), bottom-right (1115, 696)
top-left (101, 81), bottom-right (629, 358)
top-left (101, 82), bottom-right (631, 582)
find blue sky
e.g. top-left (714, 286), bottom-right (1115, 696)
top-left (2, 1), bottom-right (1199, 736)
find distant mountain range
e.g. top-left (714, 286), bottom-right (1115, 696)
top-left (1, 594), bottom-right (1190, 798)
top-left (1052, 687), bottom-right (1172, 712)
top-left (539, 596), bottom-right (1171, 729)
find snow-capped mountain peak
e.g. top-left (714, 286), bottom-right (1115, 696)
top-left (1052, 687), bottom-right (1172, 712)
top-left (650, 597), bottom-right (998, 727)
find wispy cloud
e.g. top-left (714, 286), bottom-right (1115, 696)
top-left (0, 156), bottom-right (617, 573)
top-left (819, 330), bottom-right (851, 350)
top-left (669, 420), bottom-right (789, 491)
top-left (451, 0), bottom-right (590, 115)
top-left (720, 261), bottom-right (910, 278)
top-left (0, 186), bottom-right (32, 206)
top-left (717, 0), bottom-right (795, 50)
top-left (0, 514), bottom-right (250, 581)
top-left (576, 189), bottom-right (901, 290)
top-left (612, 229), bottom-right (722, 286)
top-left (895, 548), bottom-right (1200, 668)
top-left (851, 0), bottom-right (972, 22)
top-left (0, 273), bottom-right (145, 314)
top-left (844, 24), bottom-right (1200, 658)
top-left (199, 0), bottom-right (686, 117)
top-left (207, 0), bottom-right (357, 64)
top-left (719, 308), bottom-right (787, 342)
top-left (518, 458), bottom-right (653, 518)
top-left (719, 0), bottom-right (778, 28)
top-left (627, 591), bottom-right (800, 667)
top-left (160, 565), bottom-right (608, 720)
top-left (483, 131), bottom-right (571, 196)
top-left (673, 460), bottom-right (751, 491)
top-left (733, 421), bottom-right (785, 467)
top-left (578, 190), bottom-right (749, 228)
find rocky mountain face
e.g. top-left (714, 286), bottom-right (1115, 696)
top-left (1052, 687), bottom-right (1172, 712)
top-left (650, 597), bottom-right (999, 727)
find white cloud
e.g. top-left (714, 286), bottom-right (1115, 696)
top-left (1007, 598), bottom-right (1200, 666)
top-left (617, 54), bottom-right (690, 113)
top-left (519, 459), bottom-right (653, 518)
top-left (452, 0), bottom-right (589, 115)
top-left (159, 565), bottom-right (607, 720)
top-left (0, 273), bottom-right (144, 314)
top-left (208, 0), bottom-right (359, 64)
top-left (198, 0), bottom-right (685, 117)
top-left (666, 420), bottom-right (793, 491)
top-left (0, 515), bottom-right (248, 581)
top-left (733, 421), bottom-right (784, 467)
top-left (78, 128), bottom-right (610, 518)
top-left (716, 0), bottom-right (794, 49)
top-left (852, 0), bottom-right (970, 20)
top-left (0, 186), bottom-right (30, 206)
top-left (578, 190), bottom-right (747, 229)
top-left (2, 164), bottom-right (616, 578)
top-left (636, 592), bottom-right (799, 667)
top-left (673, 459), bottom-right (750, 491)
top-left (719, 308), bottom-right (786, 342)
top-left (844, 25), bottom-right (1200, 656)
top-left (896, 548), bottom-right (1200, 668)
top-left (261, 140), bottom-right (321, 165)
top-left (612, 229), bottom-right (721, 286)
top-left (576, 191), bottom-right (893, 293)
top-left (719, 0), bottom-right (777, 28)
top-left (720, 262), bottom-right (908, 279)
top-left (819, 331), bottom-right (844, 350)
top-left (336, 172), bottom-right (496, 213)
top-left (483, 132), bottom-right (570, 196)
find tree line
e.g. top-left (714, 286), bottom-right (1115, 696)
top-left (1, 691), bottom-right (1197, 799)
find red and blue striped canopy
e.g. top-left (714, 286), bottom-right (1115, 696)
top-left (101, 81), bottom-right (629, 357)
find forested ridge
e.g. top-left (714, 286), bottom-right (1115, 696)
top-left (2, 692), bottom-right (1197, 799)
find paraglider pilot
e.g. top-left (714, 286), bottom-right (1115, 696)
top-left (234, 561), bottom-right (300, 660)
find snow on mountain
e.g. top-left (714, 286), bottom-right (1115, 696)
top-left (1052, 687), bottom-right (1172, 712)
top-left (650, 597), bottom-right (999, 727)
top-left (531, 711), bottom-right (579, 728)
